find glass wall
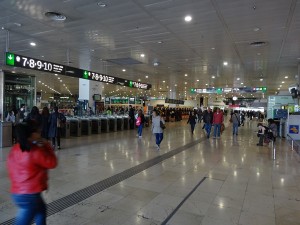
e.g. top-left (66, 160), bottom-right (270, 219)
top-left (4, 72), bottom-right (35, 116)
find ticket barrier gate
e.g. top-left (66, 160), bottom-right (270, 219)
top-left (91, 118), bottom-right (101, 134)
top-left (70, 119), bottom-right (81, 137)
top-left (117, 117), bottom-right (124, 131)
top-left (109, 118), bottom-right (117, 132)
top-left (0, 121), bottom-right (12, 147)
top-left (100, 118), bottom-right (109, 133)
top-left (123, 117), bottom-right (129, 130)
top-left (61, 120), bottom-right (70, 138)
top-left (81, 119), bottom-right (92, 135)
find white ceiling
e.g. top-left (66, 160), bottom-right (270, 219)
top-left (0, 0), bottom-right (300, 99)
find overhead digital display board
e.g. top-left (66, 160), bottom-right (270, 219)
top-left (165, 98), bottom-right (185, 105)
top-left (5, 52), bottom-right (152, 90)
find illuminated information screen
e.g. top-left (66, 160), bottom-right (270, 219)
top-left (191, 87), bottom-right (267, 94)
top-left (6, 52), bottom-right (152, 90)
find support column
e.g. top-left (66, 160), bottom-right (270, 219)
top-left (79, 79), bottom-right (104, 107)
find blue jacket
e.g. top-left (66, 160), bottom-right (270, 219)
top-left (48, 112), bottom-right (66, 138)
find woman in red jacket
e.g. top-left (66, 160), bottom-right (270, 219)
top-left (7, 120), bottom-right (57, 225)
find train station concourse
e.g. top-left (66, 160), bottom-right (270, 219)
top-left (1, 0), bottom-right (300, 225)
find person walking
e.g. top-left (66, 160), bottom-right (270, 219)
top-left (152, 110), bottom-right (165, 150)
top-left (136, 109), bottom-right (145, 138)
top-left (41, 107), bottom-right (50, 140)
top-left (257, 123), bottom-right (266, 146)
top-left (7, 120), bottom-right (57, 225)
top-left (48, 107), bottom-right (66, 150)
top-left (212, 108), bottom-right (224, 139)
top-left (129, 105), bottom-right (135, 129)
top-left (203, 107), bottom-right (213, 138)
top-left (187, 111), bottom-right (197, 134)
top-left (231, 110), bottom-right (240, 136)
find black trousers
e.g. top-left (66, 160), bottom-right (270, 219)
top-left (52, 128), bottom-right (61, 147)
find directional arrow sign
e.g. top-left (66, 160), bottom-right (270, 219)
top-left (6, 52), bottom-right (15, 66)
top-left (83, 70), bottom-right (89, 79)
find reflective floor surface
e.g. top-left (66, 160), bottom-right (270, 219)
top-left (1, 119), bottom-right (300, 225)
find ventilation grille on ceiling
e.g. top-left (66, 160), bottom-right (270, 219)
top-left (105, 58), bottom-right (143, 65)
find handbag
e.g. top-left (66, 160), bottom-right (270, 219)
top-left (160, 121), bottom-right (166, 129)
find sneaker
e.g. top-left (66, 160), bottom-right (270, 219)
top-left (139, 136), bottom-right (142, 138)
top-left (213, 136), bottom-right (216, 139)
top-left (57, 146), bottom-right (61, 150)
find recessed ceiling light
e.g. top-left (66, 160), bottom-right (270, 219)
top-left (206, 84), bottom-right (208, 86)
top-left (197, 80), bottom-right (199, 82)
top-left (138, 79), bottom-right (141, 81)
top-left (253, 27), bottom-right (261, 32)
top-left (122, 69), bottom-right (126, 72)
top-left (280, 85), bottom-right (282, 87)
top-left (241, 83), bottom-right (244, 85)
top-left (145, 75), bottom-right (148, 78)
top-left (175, 84), bottom-right (177, 86)
top-left (184, 15), bottom-right (192, 22)
top-left (260, 78), bottom-right (263, 81)
top-left (212, 76), bottom-right (215, 79)
top-left (30, 42), bottom-right (36, 46)
top-left (237, 78), bottom-right (240, 80)
top-left (55, 74), bottom-right (58, 76)
top-left (278, 88), bottom-right (280, 90)
top-left (140, 54), bottom-right (145, 58)
top-left (163, 80), bottom-right (165, 83)
top-left (223, 61), bottom-right (228, 66)
top-left (285, 76), bottom-right (288, 79)
top-left (211, 47), bottom-right (215, 50)
top-left (97, 2), bottom-right (107, 7)
top-left (157, 41), bottom-right (163, 44)
top-left (282, 81), bottom-right (285, 83)
top-left (185, 74), bottom-right (188, 77)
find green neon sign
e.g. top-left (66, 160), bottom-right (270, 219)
top-left (6, 52), bottom-right (15, 66)
top-left (129, 81), bottom-right (133, 87)
top-left (83, 70), bottom-right (88, 79)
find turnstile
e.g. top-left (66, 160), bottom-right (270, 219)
top-left (0, 121), bottom-right (12, 147)
top-left (100, 118), bottom-right (109, 133)
top-left (109, 118), bottom-right (117, 132)
top-left (123, 117), bottom-right (129, 130)
top-left (81, 119), bottom-right (92, 135)
top-left (61, 120), bottom-right (70, 138)
top-left (117, 117), bottom-right (124, 131)
top-left (70, 119), bottom-right (81, 137)
top-left (91, 118), bottom-right (101, 134)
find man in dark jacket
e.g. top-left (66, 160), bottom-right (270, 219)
top-left (203, 107), bottom-right (213, 138)
top-left (129, 105), bottom-right (135, 129)
top-left (48, 107), bottom-right (66, 150)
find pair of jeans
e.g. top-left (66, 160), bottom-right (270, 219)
top-left (214, 124), bottom-right (221, 137)
top-left (155, 133), bottom-right (163, 146)
top-left (138, 124), bottom-right (143, 136)
top-left (233, 123), bottom-right (239, 135)
top-left (205, 123), bottom-right (212, 137)
top-left (190, 123), bottom-right (196, 133)
top-left (258, 134), bottom-right (265, 145)
top-left (12, 193), bottom-right (46, 225)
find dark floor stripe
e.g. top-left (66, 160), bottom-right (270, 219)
top-left (1, 137), bottom-right (206, 225)
top-left (161, 177), bottom-right (207, 225)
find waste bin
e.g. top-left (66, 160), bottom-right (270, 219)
top-left (0, 121), bottom-right (12, 147)
top-left (70, 119), bottom-right (81, 137)
top-left (81, 118), bottom-right (92, 135)
top-left (91, 118), bottom-right (101, 134)
top-left (100, 118), bottom-right (109, 133)
top-left (61, 120), bottom-right (70, 138)
top-left (109, 117), bottom-right (117, 132)
top-left (117, 117), bottom-right (124, 131)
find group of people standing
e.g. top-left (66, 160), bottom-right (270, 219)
top-left (187, 107), bottom-right (225, 138)
top-left (6, 105), bottom-right (66, 150)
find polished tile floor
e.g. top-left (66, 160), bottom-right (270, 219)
top-left (1, 119), bottom-right (300, 225)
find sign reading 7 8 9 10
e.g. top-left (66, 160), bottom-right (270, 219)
top-left (5, 52), bottom-right (66, 74)
top-left (83, 70), bottom-right (115, 84)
